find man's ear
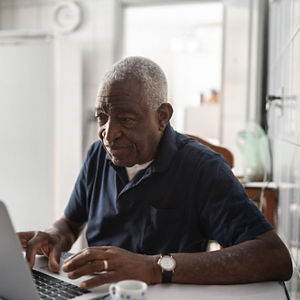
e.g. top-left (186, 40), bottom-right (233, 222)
top-left (157, 103), bottom-right (173, 131)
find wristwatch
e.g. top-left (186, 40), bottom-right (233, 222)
top-left (157, 254), bottom-right (176, 283)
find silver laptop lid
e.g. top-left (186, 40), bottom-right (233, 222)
top-left (0, 200), bottom-right (39, 300)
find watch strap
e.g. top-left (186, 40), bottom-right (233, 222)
top-left (160, 253), bottom-right (174, 283)
top-left (162, 268), bottom-right (173, 283)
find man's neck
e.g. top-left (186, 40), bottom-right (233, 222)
top-left (125, 161), bottom-right (153, 181)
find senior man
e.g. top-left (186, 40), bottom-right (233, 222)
top-left (19, 56), bottom-right (292, 288)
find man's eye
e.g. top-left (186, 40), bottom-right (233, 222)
top-left (121, 118), bottom-right (131, 122)
top-left (96, 114), bottom-right (108, 124)
top-left (120, 117), bottom-right (135, 126)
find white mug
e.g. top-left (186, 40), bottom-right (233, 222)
top-left (109, 280), bottom-right (148, 300)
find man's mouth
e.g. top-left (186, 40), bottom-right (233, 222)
top-left (105, 145), bottom-right (131, 155)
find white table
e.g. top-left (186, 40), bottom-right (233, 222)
top-left (146, 281), bottom-right (287, 300)
top-left (35, 256), bottom-right (288, 299)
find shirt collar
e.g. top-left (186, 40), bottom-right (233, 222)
top-left (151, 123), bottom-right (178, 173)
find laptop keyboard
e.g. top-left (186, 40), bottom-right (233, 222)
top-left (32, 269), bottom-right (91, 299)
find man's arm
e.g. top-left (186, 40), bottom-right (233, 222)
top-left (159, 230), bottom-right (292, 284)
top-left (62, 230), bottom-right (292, 288)
top-left (18, 216), bottom-right (85, 272)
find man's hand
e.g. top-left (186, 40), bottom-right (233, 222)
top-left (18, 217), bottom-right (85, 274)
top-left (62, 246), bottom-right (160, 289)
top-left (18, 231), bottom-right (62, 273)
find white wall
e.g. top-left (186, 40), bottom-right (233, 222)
top-left (0, 0), bottom-right (116, 239)
top-left (0, 38), bottom-right (83, 233)
top-left (53, 40), bottom-right (82, 221)
top-left (268, 1), bottom-right (300, 298)
top-left (0, 41), bottom-right (54, 231)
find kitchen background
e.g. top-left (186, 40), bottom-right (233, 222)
top-left (0, 0), bottom-right (299, 297)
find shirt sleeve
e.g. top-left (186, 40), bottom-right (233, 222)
top-left (64, 145), bottom-right (96, 223)
top-left (196, 154), bottom-right (272, 247)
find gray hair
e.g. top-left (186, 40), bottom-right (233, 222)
top-left (99, 56), bottom-right (168, 110)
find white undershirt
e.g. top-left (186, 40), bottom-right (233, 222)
top-left (126, 160), bottom-right (153, 181)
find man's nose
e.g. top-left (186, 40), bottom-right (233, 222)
top-left (101, 120), bottom-right (122, 143)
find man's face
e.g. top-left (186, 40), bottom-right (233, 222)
top-left (95, 79), bottom-right (163, 167)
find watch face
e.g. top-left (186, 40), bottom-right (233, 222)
top-left (160, 256), bottom-right (176, 271)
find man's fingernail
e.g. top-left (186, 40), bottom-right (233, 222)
top-left (80, 282), bottom-right (87, 288)
top-left (51, 266), bottom-right (59, 273)
top-left (62, 263), bottom-right (70, 271)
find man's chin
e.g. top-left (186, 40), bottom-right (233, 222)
top-left (110, 156), bottom-right (135, 167)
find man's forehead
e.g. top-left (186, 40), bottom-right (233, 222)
top-left (99, 78), bottom-right (141, 95)
top-left (96, 100), bottom-right (131, 109)
top-left (96, 93), bottom-right (130, 102)
top-left (96, 84), bottom-right (137, 103)
top-left (95, 79), bottom-right (149, 112)
top-left (96, 93), bottom-right (138, 106)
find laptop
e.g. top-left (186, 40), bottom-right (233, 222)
top-left (0, 200), bottom-right (110, 300)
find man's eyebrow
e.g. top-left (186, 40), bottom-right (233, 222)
top-left (95, 103), bottom-right (139, 115)
top-left (95, 102), bottom-right (124, 110)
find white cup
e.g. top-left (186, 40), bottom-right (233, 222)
top-left (109, 280), bottom-right (148, 300)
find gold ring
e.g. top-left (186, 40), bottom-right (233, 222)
top-left (103, 259), bottom-right (108, 271)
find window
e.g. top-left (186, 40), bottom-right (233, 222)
top-left (122, 1), bottom-right (223, 143)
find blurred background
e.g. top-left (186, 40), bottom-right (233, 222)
top-left (0, 0), bottom-right (299, 297)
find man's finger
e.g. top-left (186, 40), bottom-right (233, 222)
top-left (17, 231), bottom-right (35, 250)
top-left (26, 233), bottom-right (48, 268)
top-left (62, 247), bottom-right (106, 272)
top-left (48, 246), bottom-right (61, 273)
top-left (63, 252), bottom-right (79, 264)
top-left (17, 231), bottom-right (35, 240)
top-left (67, 260), bottom-right (100, 279)
top-left (25, 245), bottom-right (38, 269)
top-left (80, 271), bottom-right (116, 289)
top-left (64, 246), bottom-right (105, 263)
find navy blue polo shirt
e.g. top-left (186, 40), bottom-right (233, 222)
top-left (64, 124), bottom-right (272, 254)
